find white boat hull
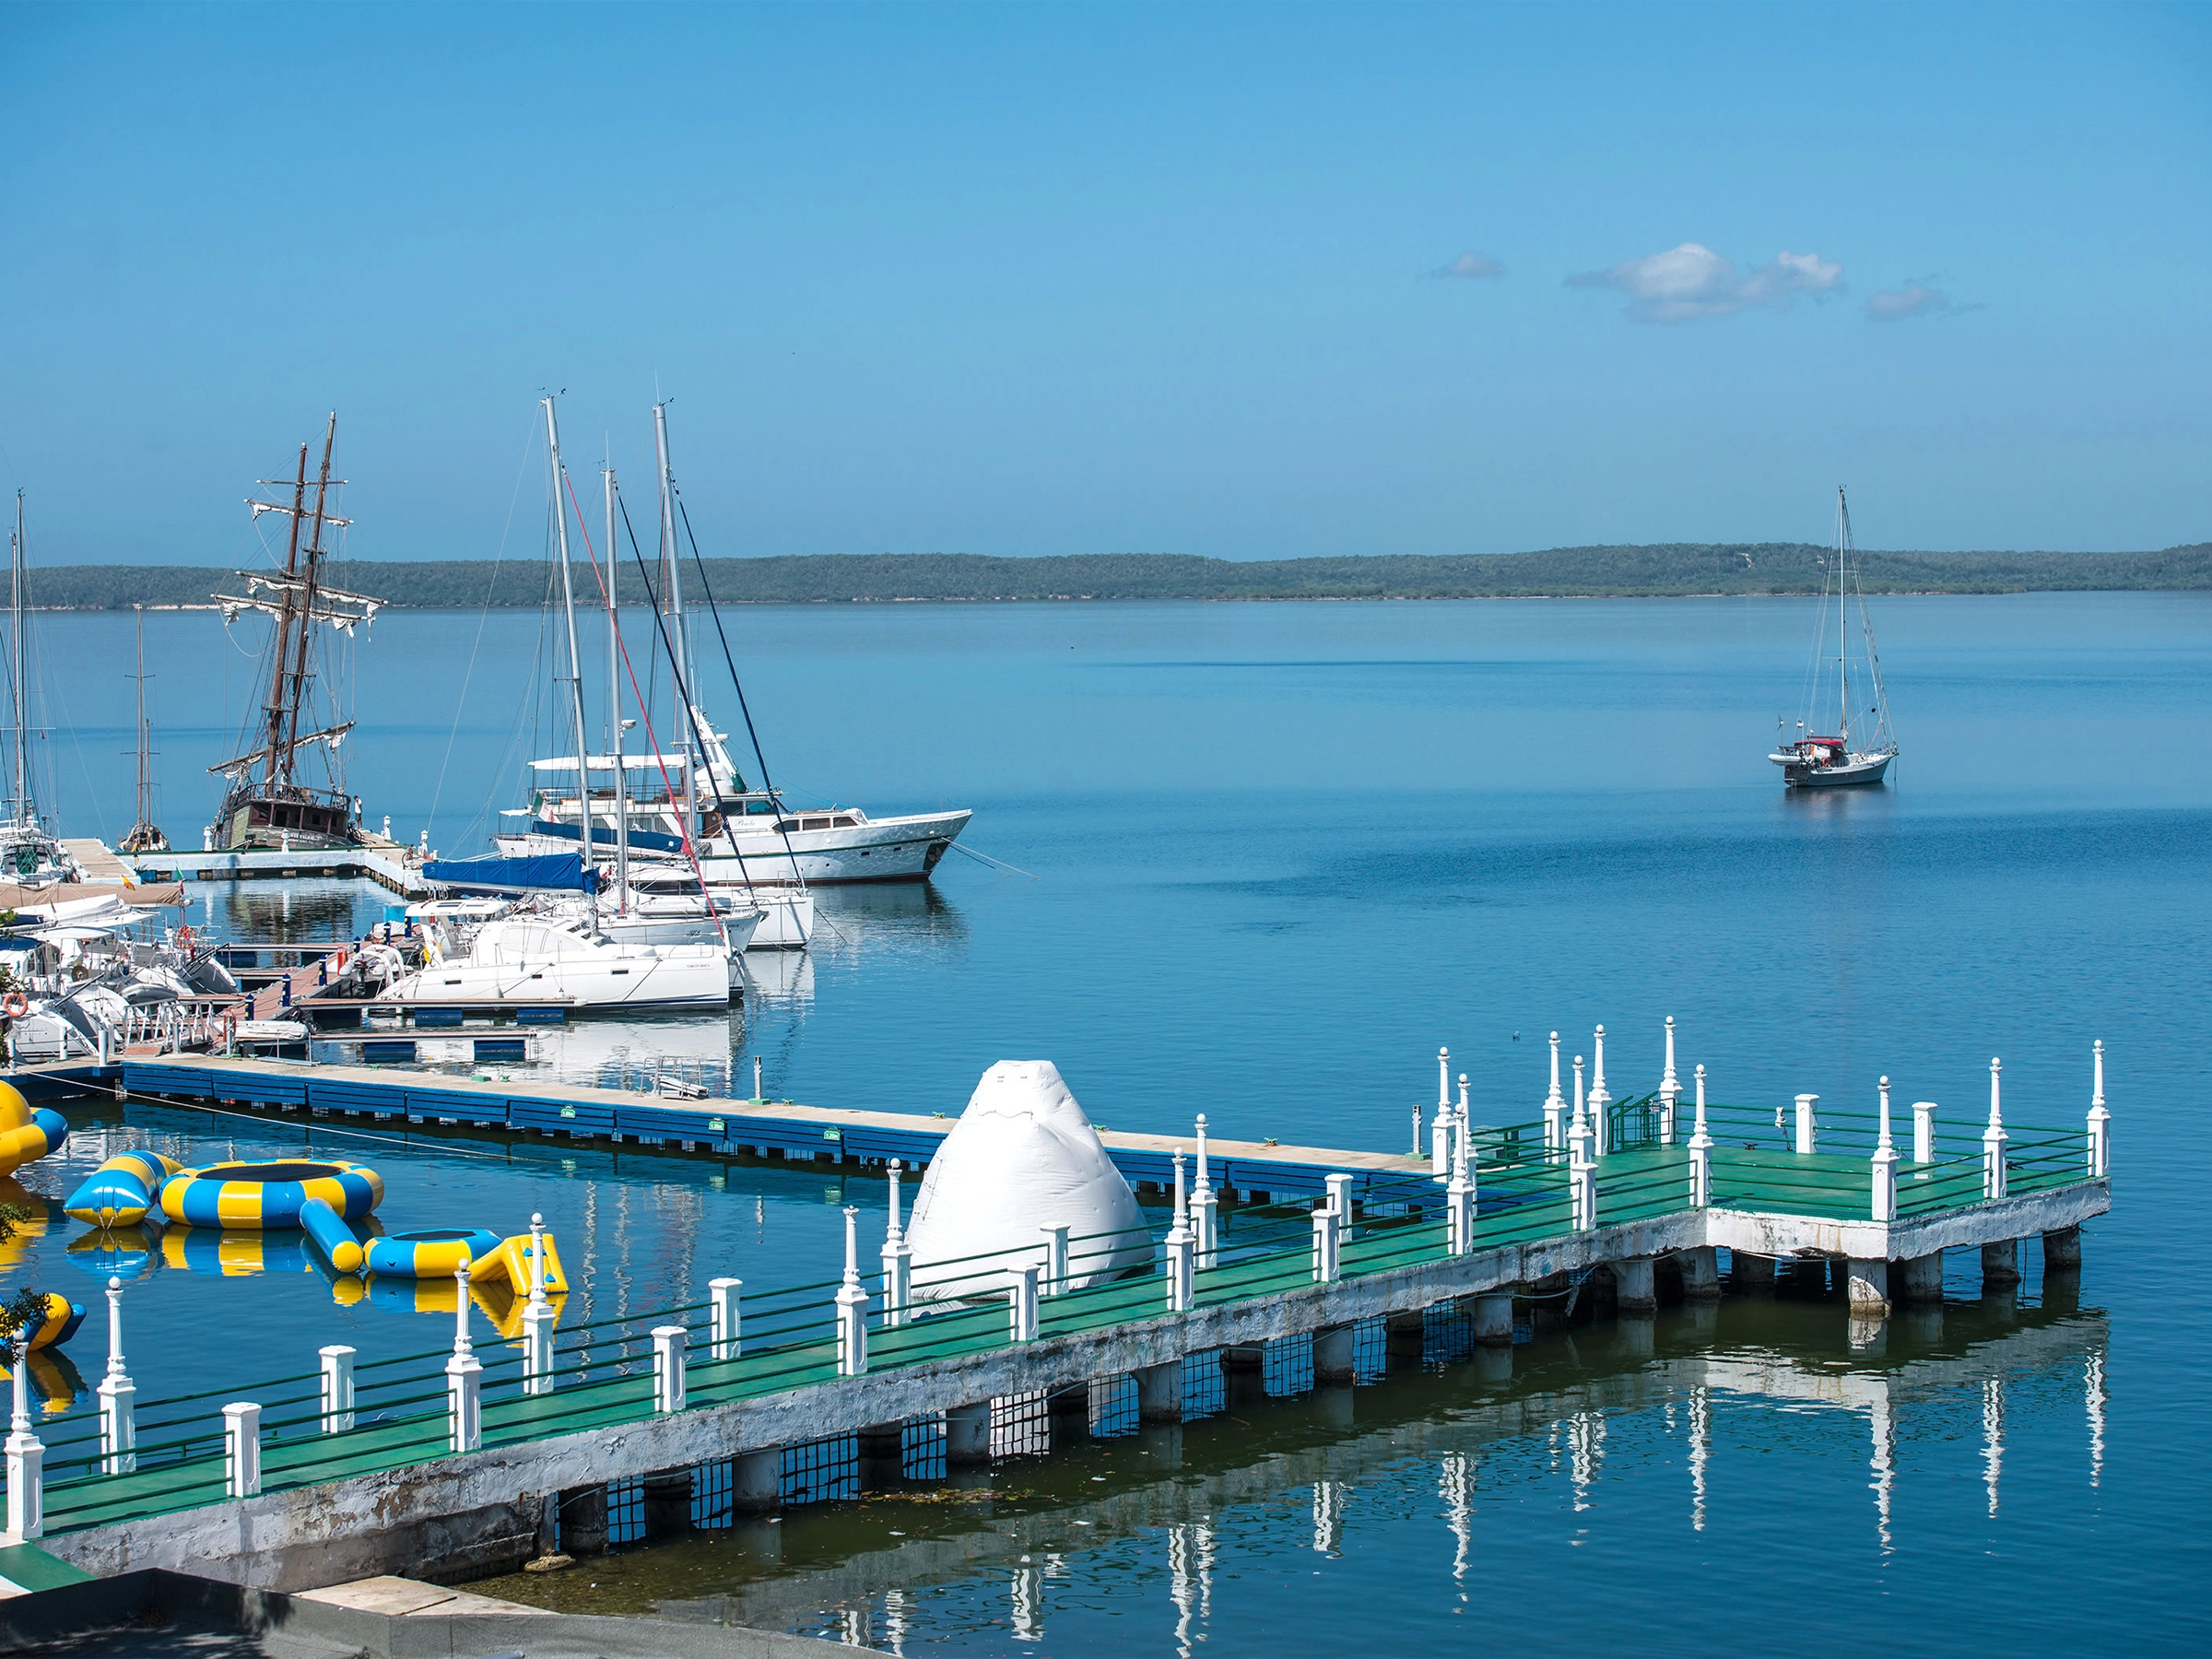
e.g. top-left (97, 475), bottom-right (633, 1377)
top-left (1771, 750), bottom-right (1894, 788)
top-left (376, 951), bottom-right (730, 1011)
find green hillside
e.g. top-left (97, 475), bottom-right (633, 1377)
top-left (20, 542), bottom-right (2212, 609)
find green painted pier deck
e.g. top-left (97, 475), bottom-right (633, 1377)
top-left (8, 1053), bottom-right (2112, 1592)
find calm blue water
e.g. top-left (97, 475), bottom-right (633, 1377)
top-left (8, 593), bottom-right (2207, 1653)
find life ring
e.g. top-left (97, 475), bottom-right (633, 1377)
top-left (176, 925), bottom-right (195, 954)
top-left (0, 993), bottom-right (26, 1018)
top-left (159, 1159), bottom-right (383, 1230)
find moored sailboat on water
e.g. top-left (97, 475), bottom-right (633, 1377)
top-left (1770, 487), bottom-right (1900, 789)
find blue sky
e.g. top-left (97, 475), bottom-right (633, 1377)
top-left (3, 1), bottom-right (2206, 565)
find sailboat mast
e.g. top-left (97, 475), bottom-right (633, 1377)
top-left (1836, 487), bottom-right (1851, 744)
top-left (134, 606), bottom-right (151, 828)
top-left (606, 465), bottom-right (628, 903)
top-left (541, 396), bottom-right (598, 877)
top-left (653, 404), bottom-right (697, 851)
top-left (9, 491), bottom-right (25, 826)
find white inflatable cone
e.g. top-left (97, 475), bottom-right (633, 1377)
top-left (907, 1060), bottom-right (1147, 1300)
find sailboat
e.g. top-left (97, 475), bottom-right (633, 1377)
top-left (1770, 488), bottom-right (1899, 789)
top-left (118, 607), bottom-right (168, 854)
top-left (206, 414), bottom-right (384, 850)
top-left (501, 403), bottom-right (971, 887)
top-left (0, 492), bottom-right (82, 886)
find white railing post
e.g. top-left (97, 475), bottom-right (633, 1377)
top-left (446, 1256), bottom-right (481, 1453)
top-left (222, 1402), bottom-right (262, 1499)
top-left (653, 1325), bottom-right (687, 1413)
top-left (320, 1345), bottom-right (356, 1432)
top-left (1658, 1016), bottom-right (1681, 1145)
top-left (1010, 1263), bottom-right (1041, 1341)
top-left (1325, 1171), bottom-right (1356, 1231)
top-left (1041, 1225), bottom-right (1070, 1298)
top-left (1447, 1120), bottom-right (1475, 1256)
top-left (836, 1206), bottom-right (869, 1376)
top-left (1193, 1115), bottom-right (1218, 1270)
top-left (522, 1213), bottom-right (555, 1394)
top-left (881, 1159), bottom-right (912, 1327)
top-left (1587, 1026), bottom-right (1612, 1156)
top-left (710, 1277), bottom-right (743, 1360)
top-left (1165, 1149), bottom-right (1194, 1311)
top-left (1431, 1047), bottom-right (1453, 1180)
top-left (1983, 1058), bottom-right (2008, 1201)
top-left (1543, 1030), bottom-right (1565, 1159)
top-left (2087, 1039), bottom-right (2110, 1178)
top-left (98, 1276), bottom-right (135, 1476)
top-left (1794, 1093), bottom-right (1819, 1157)
top-left (1913, 1099), bottom-right (1936, 1165)
top-left (1568, 1067), bottom-right (1596, 1231)
top-left (1688, 1064), bottom-right (1712, 1208)
top-left (6, 1338), bottom-right (43, 1539)
top-left (1310, 1191), bottom-right (1341, 1284)
top-left (1872, 1075), bottom-right (1899, 1223)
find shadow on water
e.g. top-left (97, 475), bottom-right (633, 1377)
top-left (468, 1277), bottom-right (2109, 1650)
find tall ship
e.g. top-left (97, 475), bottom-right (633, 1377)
top-left (1770, 487), bottom-right (1899, 789)
top-left (207, 414), bottom-right (385, 850)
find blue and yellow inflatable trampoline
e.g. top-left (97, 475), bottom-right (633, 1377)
top-left (158, 1159), bottom-right (383, 1230)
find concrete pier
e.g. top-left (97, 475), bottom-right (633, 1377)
top-left (1982, 1239), bottom-right (2023, 1292)
top-left (1615, 1258), bottom-right (1657, 1315)
top-left (1846, 1259), bottom-right (1889, 1316)
top-left (1894, 1252), bottom-right (1945, 1305)
top-left (15, 1048), bottom-right (2112, 1591)
top-left (2043, 1225), bottom-right (2082, 1269)
top-left (1679, 1246), bottom-right (1721, 1300)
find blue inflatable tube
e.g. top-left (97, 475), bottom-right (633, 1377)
top-left (298, 1195), bottom-right (368, 1275)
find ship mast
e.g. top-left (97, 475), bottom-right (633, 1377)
top-left (653, 404), bottom-right (697, 852)
top-left (605, 463), bottom-right (629, 903)
top-left (541, 396), bottom-right (598, 877)
top-left (8, 491), bottom-right (26, 828)
top-left (133, 607), bottom-right (152, 830)
top-left (1836, 486), bottom-right (1851, 746)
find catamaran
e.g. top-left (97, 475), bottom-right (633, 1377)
top-left (206, 414), bottom-right (386, 849)
top-left (1771, 487), bottom-right (1899, 789)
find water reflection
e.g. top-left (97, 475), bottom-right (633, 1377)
top-left (473, 1297), bottom-right (2109, 1651)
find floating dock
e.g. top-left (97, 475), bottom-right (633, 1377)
top-left (124, 845), bottom-right (430, 897)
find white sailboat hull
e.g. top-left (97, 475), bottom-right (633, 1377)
top-left (376, 952), bottom-right (730, 1011)
top-left (1771, 750), bottom-right (1894, 788)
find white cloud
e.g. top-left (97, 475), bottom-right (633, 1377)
top-left (1566, 241), bottom-right (1842, 323)
top-left (1865, 283), bottom-right (1957, 321)
top-left (1424, 250), bottom-right (1505, 279)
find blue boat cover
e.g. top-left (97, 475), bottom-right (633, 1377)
top-left (423, 853), bottom-right (602, 895)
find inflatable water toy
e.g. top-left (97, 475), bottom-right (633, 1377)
top-left (65, 1151), bottom-right (183, 1228)
top-left (158, 1159), bottom-right (382, 1230)
top-left (0, 1078), bottom-right (68, 1178)
top-left (5, 1290), bottom-right (84, 1354)
top-left (298, 1195), bottom-right (568, 1291)
top-left (906, 1060), bottom-right (1147, 1298)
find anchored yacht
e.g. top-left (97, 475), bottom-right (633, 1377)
top-left (1771, 487), bottom-right (1900, 789)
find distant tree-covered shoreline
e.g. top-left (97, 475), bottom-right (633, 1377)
top-left (18, 542), bottom-right (2211, 609)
